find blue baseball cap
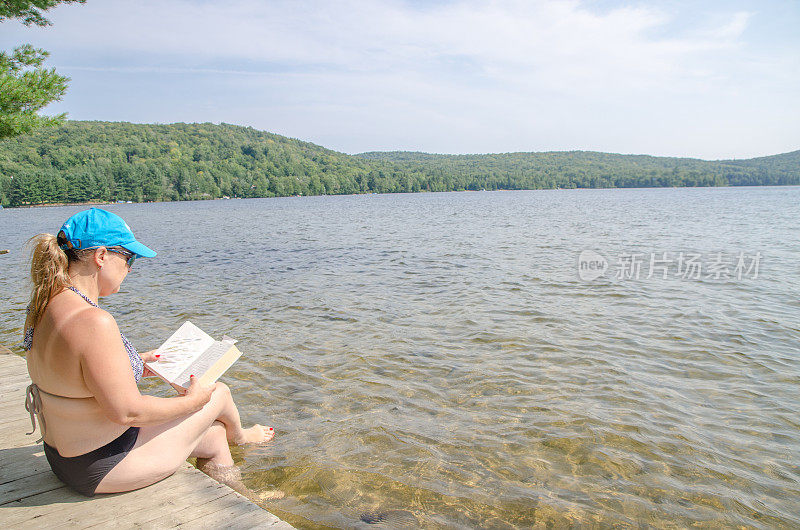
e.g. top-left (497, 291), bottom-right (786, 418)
top-left (59, 208), bottom-right (157, 258)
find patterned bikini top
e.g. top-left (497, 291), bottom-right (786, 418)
top-left (23, 286), bottom-right (143, 382)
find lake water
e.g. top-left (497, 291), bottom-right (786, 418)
top-left (1, 187), bottom-right (798, 528)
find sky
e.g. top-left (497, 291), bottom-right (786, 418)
top-left (1, 0), bottom-right (799, 159)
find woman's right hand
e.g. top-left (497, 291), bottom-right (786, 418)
top-left (184, 375), bottom-right (214, 410)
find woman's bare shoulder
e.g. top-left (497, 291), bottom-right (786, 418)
top-left (47, 292), bottom-right (119, 349)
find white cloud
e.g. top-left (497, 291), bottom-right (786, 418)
top-left (2, 0), bottom-right (797, 158)
top-left (30, 1), bottom-right (752, 85)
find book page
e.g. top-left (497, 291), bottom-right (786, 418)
top-left (174, 341), bottom-right (238, 389)
top-left (151, 321), bottom-right (215, 382)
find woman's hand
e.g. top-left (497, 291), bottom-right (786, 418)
top-left (139, 349), bottom-right (160, 363)
top-left (184, 375), bottom-right (214, 410)
top-left (139, 349), bottom-right (161, 378)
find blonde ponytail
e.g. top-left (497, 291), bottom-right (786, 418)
top-left (25, 233), bottom-right (73, 332)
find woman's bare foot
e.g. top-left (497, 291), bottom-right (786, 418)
top-left (233, 424), bottom-right (274, 445)
top-left (197, 460), bottom-right (285, 501)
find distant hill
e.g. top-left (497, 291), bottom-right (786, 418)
top-left (356, 150), bottom-right (800, 188)
top-left (0, 121), bottom-right (797, 207)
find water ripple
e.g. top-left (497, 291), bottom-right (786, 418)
top-left (1, 188), bottom-right (799, 528)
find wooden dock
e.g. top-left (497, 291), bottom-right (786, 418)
top-left (0, 350), bottom-right (293, 529)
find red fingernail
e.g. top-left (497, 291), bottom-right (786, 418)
top-left (269, 427), bottom-right (273, 430)
top-left (155, 354), bottom-right (161, 358)
top-left (190, 374), bottom-right (195, 378)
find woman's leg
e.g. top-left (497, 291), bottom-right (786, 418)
top-left (95, 383), bottom-right (272, 494)
top-left (192, 421), bottom-right (234, 466)
top-left (204, 382), bottom-right (273, 445)
top-left (195, 426), bottom-right (284, 501)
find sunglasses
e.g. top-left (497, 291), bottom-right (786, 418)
top-left (107, 248), bottom-right (137, 269)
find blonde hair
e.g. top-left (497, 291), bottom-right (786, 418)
top-left (25, 232), bottom-right (92, 332)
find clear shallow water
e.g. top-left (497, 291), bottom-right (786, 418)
top-left (1, 187), bottom-right (799, 528)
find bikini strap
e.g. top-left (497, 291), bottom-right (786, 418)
top-left (67, 286), bottom-right (100, 308)
top-left (23, 327), bottom-right (34, 351)
top-left (25, 384), bottom-right (45, 443)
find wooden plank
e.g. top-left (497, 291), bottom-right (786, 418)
top-left (0, 411), bottom-right (29, 425)
top-left (0, 472), bottom-right (64, 504)
top-left (0, 393), bottom-right (28, 407)
top-left (0, 448), bottom-right (52, 485)
top-left (0, 402), bottom-right (29, 414)
top-left (0, 470), bottom-right (185, 527)
top-left (0, 367), bottom-right (29, 379)
top-left (0, 367), bottom-right (27, 377)
top-left (81, 466), bottom-right (232, 527)
top-left (0, 378), bottom-right (27, 388)
top-left (177, 493), bottom-right (278, 529)
top-left (137, 491), bottom-right (244, 529)
top-left (0, 483), bottom-right (90, 526)
top-left (0, 367), bottom-right (30, 380)
top-left (0, 389), bottom-right (30, 403)
top-left (0, 394), bottom-right (27, 407)
top-left (1, 379), bottom-right (30, 394)
top-left (0, 373), bottom-right (28, 384)
top-left (0, 418), bottom-right (35, 440)
top-left (103, 476), bottom-right (239, 529)
top-left (0, 360), bottom-right (28, 370)
top-left (0, 417), bottom-right (37, 433)
top-left (0, 355), bottom-right (26, 365)
top-left (0, 359), bottom-right (25, 371)
top-left (0, 375), bottom-right (32, 390)
top-left (0, 394), bottom-right (27, 406)
top-left (41, 476), bottom-right (200, 528)
top-left (0, 414), bottom-right (28, 427)
top-left (0, 382), bottom-right (31, 399)
top-left (190, 506), bottom-right (290, 529)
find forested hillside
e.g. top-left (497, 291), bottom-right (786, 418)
top-left (357, 150), bottom-right (800, 189)
top-left (0, 121), bottom-right (797, 207)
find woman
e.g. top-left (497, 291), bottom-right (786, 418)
top-left (23, 207), bottom-right (273, 497)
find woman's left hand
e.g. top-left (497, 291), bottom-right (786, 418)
top-left (140, 349), bottom-right (161, 377)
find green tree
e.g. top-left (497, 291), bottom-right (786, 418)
top-left (0, 0), bottom-right (85, 27)
top-left (1, 0), bottom-right (85, 139)
top-left (0, 45), bottom-right (68, 138)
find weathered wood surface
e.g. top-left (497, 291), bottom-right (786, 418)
top-left (0, 352), bottom-right (293, 529)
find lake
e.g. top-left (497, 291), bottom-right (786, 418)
top-left (1, 187), bottom-right (798, 528)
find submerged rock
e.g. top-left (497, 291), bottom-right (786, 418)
top-left (360, 509), bottom-right (418, 526)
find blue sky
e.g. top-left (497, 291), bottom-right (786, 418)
top-left (2, 0), bottom-right (798, 159)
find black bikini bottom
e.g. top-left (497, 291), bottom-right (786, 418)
top-left (43, 426), bottom-right (140, 497)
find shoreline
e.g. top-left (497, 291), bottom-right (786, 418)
top-left (3, 183), bottom-right (799, 209)
top-left (5, 200), bottom-right (118, 209)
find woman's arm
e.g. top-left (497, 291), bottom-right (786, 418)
top-left (77, 310), bottom-right (214, 426)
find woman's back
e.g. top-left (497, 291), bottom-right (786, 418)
top-left (26, 288), bottom-right (130, 456)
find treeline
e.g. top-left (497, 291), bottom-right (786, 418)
top-left (358, 150), bottom-right (800, 189)
top-left (0, 121), bottom-right (797, 206)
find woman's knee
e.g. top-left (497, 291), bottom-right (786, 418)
top-left (209, 382), bottom-right (234, 407)
top-left (197, 382), bottom-right (231, 415)
top-left (213, 381), bottom-right (231, 398)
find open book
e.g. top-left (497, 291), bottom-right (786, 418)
top-left (145, 321), bottom-right (242, 392)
